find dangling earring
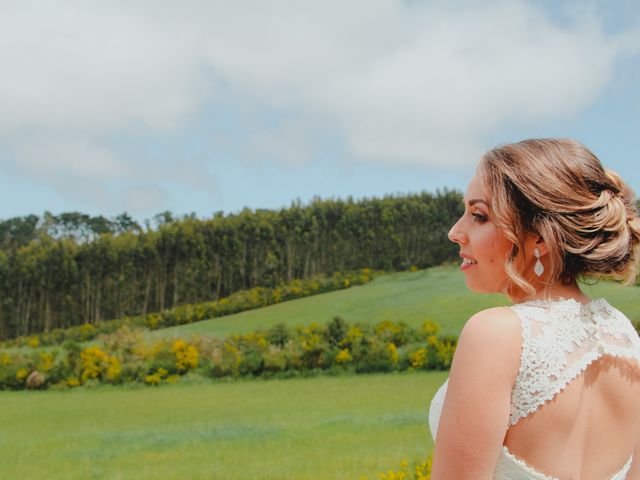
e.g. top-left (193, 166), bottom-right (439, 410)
top-left (533, 247), bottom-right (544, 277)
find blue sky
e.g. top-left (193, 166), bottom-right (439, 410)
top-left (0, 1), bottom-right (638, 222)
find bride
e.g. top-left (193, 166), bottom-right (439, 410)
top-left (428, 139), bottom-right (640, 479)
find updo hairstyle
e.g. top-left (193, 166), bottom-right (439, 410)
top-left (479, 138), bottom-right (640, 295)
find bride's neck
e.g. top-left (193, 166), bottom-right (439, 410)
top-left (507, 280), bottom-right (591, 305)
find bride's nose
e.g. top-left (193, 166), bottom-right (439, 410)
top-left (448, 219), bottom-right (467, 244)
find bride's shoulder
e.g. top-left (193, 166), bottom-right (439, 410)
top-left (461, 306), bottom-right (522, 343)
top-left (448, 306), bottom-right (522, 392)
top-left (455, 307), bottom-right (522, 364)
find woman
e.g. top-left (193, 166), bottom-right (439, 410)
top-left (428, 139), bottom-right (640, 479)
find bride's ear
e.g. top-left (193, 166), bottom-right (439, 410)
top-left (525, 233), bottom-right (548, 257)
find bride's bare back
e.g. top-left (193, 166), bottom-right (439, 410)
top-left (505, 355), bottom-right (640, 479)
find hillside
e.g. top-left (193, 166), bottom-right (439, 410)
top-left (150, 265), bottom-right (640, 340)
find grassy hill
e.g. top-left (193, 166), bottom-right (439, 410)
top-left (150, 265), bottom-right (640, 340)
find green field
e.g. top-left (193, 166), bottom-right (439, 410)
top-left (0, 371), bottom-right (446, 480)
top-left (4, 266), bottom-right (640, 479)
top-left (151, 266), bottom-right (640, 341)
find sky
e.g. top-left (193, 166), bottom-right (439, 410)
top-left (0, 0), bottom-right (638, 222)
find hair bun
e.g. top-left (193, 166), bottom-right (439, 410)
top-left (479, 139), bottom-right (640, 293)
top-left (596, 190), bottom-right (627, 232)
top-left (605, 169), bottom-right (625, 192)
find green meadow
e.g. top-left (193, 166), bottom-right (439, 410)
top-left (3, 266), bottom-right (639, 479)
top-left (1, 371), bottom-right (446, 480)
top-left (151, 266), bottom-right (640, 341)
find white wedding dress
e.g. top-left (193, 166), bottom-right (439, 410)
top-left (428, 298), bottom-right (640, 479)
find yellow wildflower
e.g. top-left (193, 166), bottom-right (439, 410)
top-left (388, 343), bottom-right (399, 365)
top-left (409, 348), bottom-right (427, 369)
top-left (66, 377), bottom-right (80, 387)
top-left (38, 352), bottom-right (55, 372)
top-left (422, 321), bottom-right (440, 336)
top-left (335, 348), bottom-right (352, 364)
top-left (173, 339), bottom-right (199, 371)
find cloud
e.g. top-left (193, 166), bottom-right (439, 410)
top-left (0, 0), bottom-right (636, 212)
top-left (15, 138), bottom-right (133, 179)
top-left (197, 1), bottom-right (621, 166)
top-left (120, 186), bottom-right (169, 213)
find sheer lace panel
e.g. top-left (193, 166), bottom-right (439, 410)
top-left (508, 298), bottom-right (640, 426)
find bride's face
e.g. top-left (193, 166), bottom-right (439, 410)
top-left (448, 174), bottom-right (514, 294)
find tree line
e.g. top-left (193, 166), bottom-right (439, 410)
top-left (0, 191), bottom-right (463, 340)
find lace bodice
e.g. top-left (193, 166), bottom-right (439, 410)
top-left (509, 297), bottom-right (640, 425)
top-left (428, 297), bottom-right (640, 479)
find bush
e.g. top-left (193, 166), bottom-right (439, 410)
top-left (0, 309), bottom-right (458, 390)
top-left (266, 323), bottom-right (291, 347)
top-left (435, 335), bottom-right (457, 369)
top-left (172, 339), bottom-right (199, 372)
top-left (0, 360), bottom-right (27, 390)
top-left (79, 347), bottom-right (121, 383)
top-left (325, 316), bottom-right (348, 348)
top-left (263, 345), bottom-right (288, 374)
top-left (375, 320), bottom-right (415, 347)
top-left (355, 340), bottom-right (396, 373)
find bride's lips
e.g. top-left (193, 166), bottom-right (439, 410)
top-left (459, 253), bottom-right (477, 271)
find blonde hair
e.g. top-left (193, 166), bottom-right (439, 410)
top-left (479, 138), bottom-right (640, 295)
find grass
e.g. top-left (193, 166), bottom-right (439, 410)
top-left (2, 266), bottom-right (639, 478)
top-left (0, 370), bottom-right (447, 480)
top-left (151, 265), bottom-right (640, 341)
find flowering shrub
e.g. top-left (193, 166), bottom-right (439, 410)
top-left (435, 336), bottom-right (456, 369)
top-left (172, 339), bottom-right (199, 372)
top-left (0, 314), bottom-right (457, 390)
top-left (335, 348), bottom-right (352, 364)
top-left (145, 367), bottom-right (169, 385)
top-left (355, 340), bottom-right (396, 374)
top-left (341, 325), bottom-right (366, 359)
top-left (387, 343), bottom-right (399, 366)
top-left (38, 352), bottom-right (55, 372)
top-left (298, 323), bottom-right (329, 369)
top-left (0, 361), bottom-right (26, 390)
top-left (79, 346), bottom-right (121, 383)
top-left (421, 320), bottom-right (440, 337)
top-left (409, 348), bottom-right (427, 369)
top-left (325, 316), bottom-right (348, 347)
top-left (266, 323), bottom-right (291, 347)
top-left (263, 345), bottom-right (288, 373)
top-left (375, 321), bottom-right (412, 347)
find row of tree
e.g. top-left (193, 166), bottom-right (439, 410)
top-left (0, 191), bottom-right (464, 340)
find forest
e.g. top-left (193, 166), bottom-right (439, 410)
top-left (0, 190), bottom-right (463, 340)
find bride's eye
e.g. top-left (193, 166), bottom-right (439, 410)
top-left (472, 212), bottom-right (487, 223)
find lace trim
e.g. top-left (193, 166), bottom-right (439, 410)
top-left (498, 446), bottom-right (560, 480)
top-left (509, 348), bottom-right (640, 425)
top-left (508, 298), bottom-right (640, 426)
top-left (498, 446), bottom-right (633, 480)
